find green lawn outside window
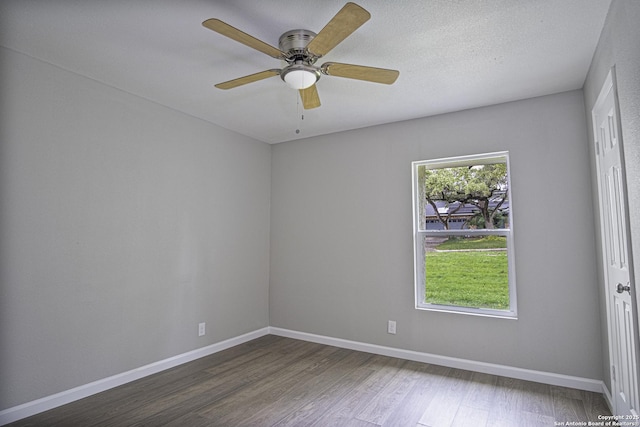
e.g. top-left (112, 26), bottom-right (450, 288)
top-left (424, 237), bottom-right (509, 310)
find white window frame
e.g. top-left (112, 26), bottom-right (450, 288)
top-left (411, 151), bottom-right (517, 319)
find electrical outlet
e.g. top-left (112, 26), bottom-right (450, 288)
top-left (198, 322), bottom-right (206, 337)
top-left (387, 320), bottom-right (396, 335)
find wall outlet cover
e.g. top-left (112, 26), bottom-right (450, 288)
top-left (388, 320), bottom-right (396, 334)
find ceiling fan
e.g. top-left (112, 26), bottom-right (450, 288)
top-left (202, 2), bottom-right (399, 109)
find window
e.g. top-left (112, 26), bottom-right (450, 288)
top-left (412, 152), bottom-right (516, 318)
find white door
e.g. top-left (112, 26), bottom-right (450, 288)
top-left (593, 69), bottom-right (638, 416)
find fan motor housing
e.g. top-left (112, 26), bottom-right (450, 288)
top-left (279, 29), bottom-right (317, 62)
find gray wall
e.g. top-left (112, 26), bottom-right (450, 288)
top-left (0, 47), bottom-right (271, 410)
top-left (583, 0), bottom-right (640, 393)
top-left (270, 90), bottom-right (603, 380)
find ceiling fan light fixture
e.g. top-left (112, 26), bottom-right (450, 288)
top-left (281, 64), bottom-right (319, 90)
top-left (204, 3), bottom-right (398, 109)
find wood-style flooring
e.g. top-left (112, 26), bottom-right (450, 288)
top-left (9, 335), bottom-right (611, 426)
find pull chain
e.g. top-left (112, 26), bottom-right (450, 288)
top-left (295, 92), bottom-right (303, 134)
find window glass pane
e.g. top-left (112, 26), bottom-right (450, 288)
top-left (423, 235), bottom-right (509, 310)
top-left (419, 163), bottom-right (509, 231)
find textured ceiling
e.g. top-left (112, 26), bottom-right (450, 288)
top-left (0, 0), bottom-right (611, 143)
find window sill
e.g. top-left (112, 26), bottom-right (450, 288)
top-left (416, 303), bottom-right (518, 320)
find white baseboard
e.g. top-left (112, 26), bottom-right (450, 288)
top-left (0, 327), bottom-right (270, 426)
top-left (269, 327), bottom-right (606, 394)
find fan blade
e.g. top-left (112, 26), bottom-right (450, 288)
top-left (306, 2), bottom-right (370, 57)
top-left (215, 69), bottom-right (281, 90)
top-left (299, 85), bottom-right (321, 109)
top-left (321, 62), bottom-right (399, 85)
top-left (203, 19), bottom-right (285, 59)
